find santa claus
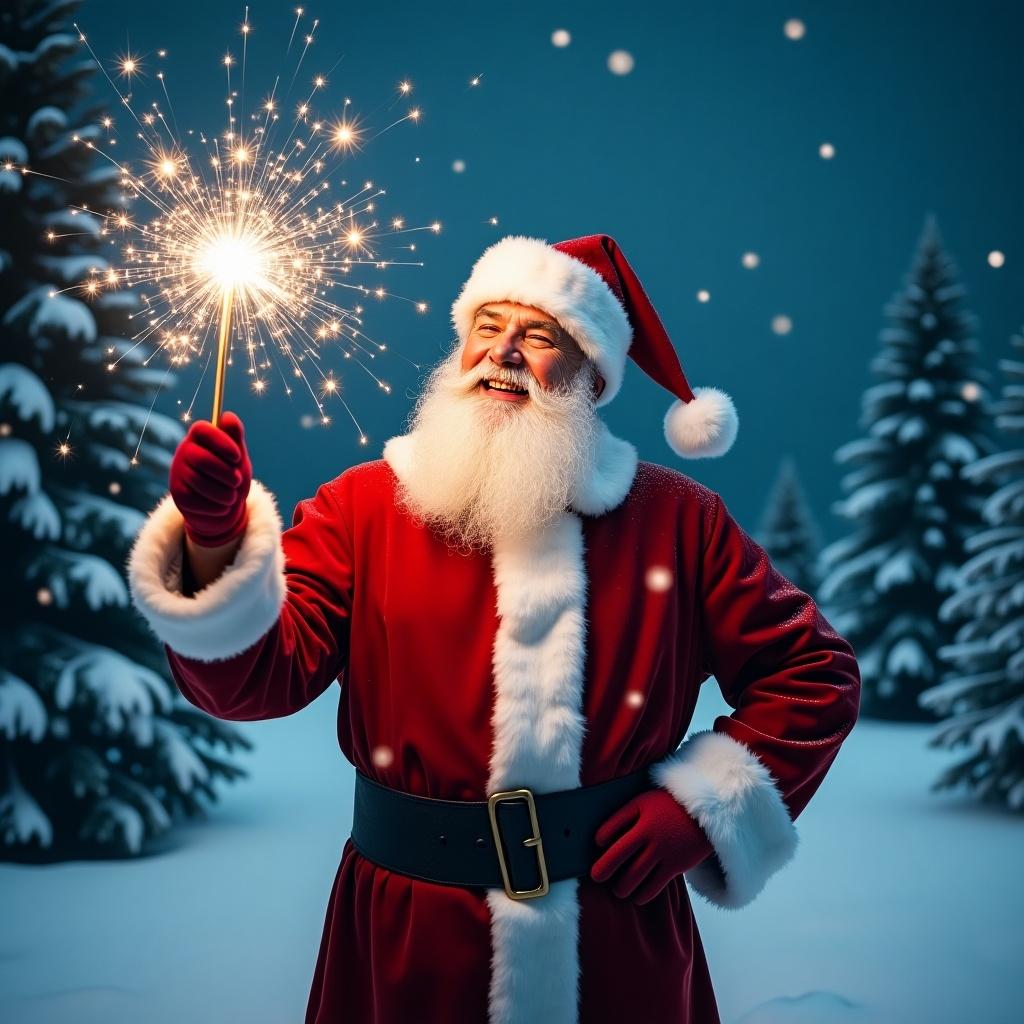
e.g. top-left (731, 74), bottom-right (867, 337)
top-left (127, 234), bottom-right (861, 1023)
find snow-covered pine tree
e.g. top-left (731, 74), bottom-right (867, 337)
top-left (918, 324), bottom-right (1024, 810)
top-left (817, 213), bottom-right (997, 721)
top-left (0, 0), bottom-right (251, 863)
top-left (756, 455), bottom-right (822, 596)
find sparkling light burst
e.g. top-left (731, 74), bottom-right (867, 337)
top-left (61, 9), bottom-right (439, 445)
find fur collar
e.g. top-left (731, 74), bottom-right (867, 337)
top-left (381, 418), bottom-right (638, 518)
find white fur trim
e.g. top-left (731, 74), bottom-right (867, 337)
top-left (486, 513), bottom-right (588, 1023)
top-left (382, 420), bottom-right (637, 518)
top-left (571, 421), bottom-right (638, 516)
top-left (126, 479), bottom-right (287, 662)
top-left (450, 236), bottom-right (632, 408)
top-left (663, 386), bottom-right (739, 459)
top-left (486, 882), bottom-right (581, 1024)
top-left (650, 730), bottom-right (798, 910)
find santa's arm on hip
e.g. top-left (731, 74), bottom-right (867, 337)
top-left (125, 412), bottom-right (352, 721)
top-left (649, 491), bottom-right (862, 910)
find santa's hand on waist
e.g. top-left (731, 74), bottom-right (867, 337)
top-left (590, 787), bottom-right (715, 905)
top-left (169, 410), bottom-right (253, 548)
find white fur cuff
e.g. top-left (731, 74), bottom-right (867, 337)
top-left (650, 729), bottom-right (798, 909)
top-left (126, 479), bottom-right (287, 663)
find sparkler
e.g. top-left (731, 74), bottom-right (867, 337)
top-left (59, 8), bottom-right (439, 444)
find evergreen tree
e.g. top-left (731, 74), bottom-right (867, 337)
top-left (919, 324), bottom-right (1024, 810)
top-left (756, 455), bottom-right (822, 596)
top-left (0, 0), bottom-right (251, 863)
top-left (817, 214), bottom-right (997, 721)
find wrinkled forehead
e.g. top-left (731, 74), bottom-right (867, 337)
top-left (472, 301), bottom-right (562, 329)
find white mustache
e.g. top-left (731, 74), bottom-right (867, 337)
top-left (471, 366), bottom-right (534, 390)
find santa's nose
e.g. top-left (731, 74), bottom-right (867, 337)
top-left (489, 339), bottom-right (524, 366)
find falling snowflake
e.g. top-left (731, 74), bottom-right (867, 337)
top-left (607, 50), bottom-right (635, 75)
top-left (784, 18), bottom-right (806, 40)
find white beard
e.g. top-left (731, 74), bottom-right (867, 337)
top-left (395, 349), bottom-right (601, 550)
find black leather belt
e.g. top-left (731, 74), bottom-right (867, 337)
top-left (351, 767), bottom-right (654, 900)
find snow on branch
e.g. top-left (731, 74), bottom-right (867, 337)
top-left (0, 438), bottom-right (41, 495)
top-left (65, 399), bottom-right (184, 450)
top-left (9, 488), bottom-right (61, 540)
top-left (0, 760), bottom-right (53, 849)
top-left (54, 486), bottom-right (146, 546)
top-left (27, 547), bottom-right (129, 609)
top-left (154, 720), bottom-right (211, 793)
top-left (37, 253), bottom-right (110, 286)
top-left (3, 287), bottom-right (96, 343)
top-left (55, 643), bottom-right (172, 733)
top-left (0, 363), bottom-right (54, 430)
top-left (26, 104), bottom-right (67, 143)
top-left (0, 670), bottom-right (48, 742)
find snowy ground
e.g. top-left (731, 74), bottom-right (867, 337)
top-left (1, 682), bottom-right (1021, 1024)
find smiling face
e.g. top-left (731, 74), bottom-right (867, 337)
top-left (395, 301), bottom-right (607, 549)
top-left (459, 301), bottom-right (604, 402)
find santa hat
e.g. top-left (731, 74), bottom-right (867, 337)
top-left (450, 234), bottom-right (739, 458)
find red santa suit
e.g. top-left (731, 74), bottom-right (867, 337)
top-left (126, 235), bottom-right (861, 1023)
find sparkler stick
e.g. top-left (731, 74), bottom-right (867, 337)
top-left (211, 287), bottom-right (234, 427)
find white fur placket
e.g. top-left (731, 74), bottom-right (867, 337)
top-left (485, 512), bottom-right (588, 1024)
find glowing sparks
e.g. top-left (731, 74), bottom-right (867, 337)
top-left (332, 118), bottom-right (362, 151)
top-left (194, 228), bottom-right (271, 296)
top-left (64, 11), bottom-right (440, 450)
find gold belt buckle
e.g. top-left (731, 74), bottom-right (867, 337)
top-left (487, 788), bottom-right (550, 900)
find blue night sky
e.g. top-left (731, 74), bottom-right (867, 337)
top-left (78, 0), bottom-right (1024, 534)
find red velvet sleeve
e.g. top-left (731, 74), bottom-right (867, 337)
top-left (167, 481), bottom-right (353, 721)
top-left (699, 492), bottom-right (862, 820)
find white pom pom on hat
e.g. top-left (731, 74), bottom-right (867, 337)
top-left (450, 233), bottom-right (738, 458)
top-left (664, 388), bottom-right (739, 458)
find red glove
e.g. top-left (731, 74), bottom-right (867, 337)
top-left (590, 788), bottom-right (716, 905)
top-left (169, 411), bottom-right (253, 548)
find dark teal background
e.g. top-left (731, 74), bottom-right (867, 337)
top-left (80, 0), bottom-right (1024, 533)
